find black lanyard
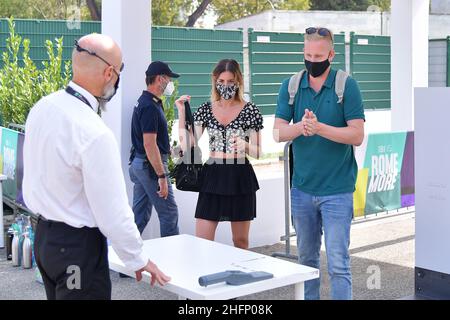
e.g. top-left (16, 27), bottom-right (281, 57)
top-left (65, 86), bottom-right (101, 116)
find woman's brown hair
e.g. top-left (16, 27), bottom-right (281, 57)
top-left (210, 59), bottom-right (245, 103)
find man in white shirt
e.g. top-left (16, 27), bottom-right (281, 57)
top-left (23, 33), bottom-right (170, 300)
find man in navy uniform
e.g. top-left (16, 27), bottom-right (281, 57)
top-left (129, 61), bottom-right (180, 237)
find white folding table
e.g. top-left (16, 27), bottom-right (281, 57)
top-left (108, 234), bottom-right (319, 300)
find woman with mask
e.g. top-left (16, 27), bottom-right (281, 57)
top-left (175, 59), bottom-right (263, 249)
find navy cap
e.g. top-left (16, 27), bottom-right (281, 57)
top-left (145, 61), bottom-right (180, 78)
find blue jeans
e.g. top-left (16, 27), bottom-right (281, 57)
top-left (129, 156), bottom-right (179, 236)
top-left (291, 187), bottom-right (353, 300)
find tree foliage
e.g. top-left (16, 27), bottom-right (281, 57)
top-left (213, 0), bottom-right (310, 25)
top-left (0, 18), bottom-right (71, 126)
top-left (0, 0), bottom-right (93, 20)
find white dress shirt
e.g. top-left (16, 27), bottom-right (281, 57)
top-left (23, 81), bottom-right (147, 271)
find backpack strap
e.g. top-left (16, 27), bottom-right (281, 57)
top-left (288, 69), bottom-right (306, 106)
top-left (288, 69), bottom-right (349, 106)
top-left (335, 69), bottom-right (349, 104)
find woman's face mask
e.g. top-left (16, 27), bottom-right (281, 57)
top-left (216, 82), bottom-right (239, 100)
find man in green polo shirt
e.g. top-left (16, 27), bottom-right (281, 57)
top-left (273, 27), bottom-right (365, 300)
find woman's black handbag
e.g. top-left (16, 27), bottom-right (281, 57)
top-left (171, 101), bottom-right (204, 192)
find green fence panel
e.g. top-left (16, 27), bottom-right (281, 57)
top-left (0, 18), bottom-right (101, 68)
top-left (350, 33), bottom-right (391, 110)
top-left (0, 20), bottom-right (244, 113)
top-left (248, 29), bottom-right (346, 115)
top-left (151, 26), bottom-right (244, 110)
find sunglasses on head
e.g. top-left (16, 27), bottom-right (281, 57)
top-left (305, 27), bottom-right (333, 41)
top-left (74, 39), bottom-right (124, 76)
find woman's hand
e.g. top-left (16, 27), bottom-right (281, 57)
top-left (175, 95), bottom-right (191, 111)
top-left (232, 135), bottom-right (248, 154)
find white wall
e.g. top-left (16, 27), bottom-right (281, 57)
top-left (141, 176), bottom-right (286, 248)
top-left (216, 10), bottom-right (450, 43)
top-left (273, 10), bottom-right (383, 41)
top-left (217, 11), bottom-right (273, 46)
top-left (217, 10), bottom-right (387, 45)
top-left (102, 0), bottom-right (151, 202)
top-left (431, 0), bottom-right (450, 14)
top-left (429, 14), bottom-right (450, 39)
top-left (388, 13), bottom-right (450, 39)
top-left (415, 87), bottom-right (450, 275)
top-left (364, 110), bottom-right (392, 133)
top-left (391, 0), bottom-right (429, 132)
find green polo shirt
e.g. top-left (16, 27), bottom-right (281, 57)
top-left (275, 68), bottom-right (365, 196)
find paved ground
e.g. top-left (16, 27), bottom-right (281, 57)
top-left (0, 212), bottom-right (415, 300)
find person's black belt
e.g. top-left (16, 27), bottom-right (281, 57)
top-left (37, 214), bottom-right (99, 231)
top-left (134, 152), bottom-right (147, 159)
top-left (37, 214), bottom-right (65, 226)
top-left (37, 214), bottom-right (66, 225)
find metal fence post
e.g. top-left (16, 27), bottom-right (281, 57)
top-left (447, 36), bottom-right (450, 87)
top-left (272, 141), bottom-right (298, 260)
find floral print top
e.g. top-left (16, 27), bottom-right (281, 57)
top-left (193, 101), bottom-right (264, 153)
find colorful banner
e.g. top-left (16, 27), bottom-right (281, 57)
top-left (354, 131), bottom-right (415, 217)
top-left (1, 127), bottom-right (19, 201)
top-left (15, 132), bottom-right (25, 206)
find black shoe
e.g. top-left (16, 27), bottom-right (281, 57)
top-left (119, 272), bottom-right (132, 278)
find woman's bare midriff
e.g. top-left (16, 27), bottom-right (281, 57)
top-left (210, 151), bottom-right (246, 159)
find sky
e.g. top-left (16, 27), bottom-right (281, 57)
top-left (193, 6), bottom-right (217, 29)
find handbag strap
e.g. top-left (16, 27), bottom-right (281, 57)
top-left (184, 101), bottom-right (200, 147)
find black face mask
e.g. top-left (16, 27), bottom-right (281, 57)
top-left (96, 74), bottom-right (120, 103)
top-left (107, 75), bottom-right (120, 102)
top-left (304, 58), bottom-right (330, 78)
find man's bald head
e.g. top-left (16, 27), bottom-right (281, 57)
top-left (72, 33), bottom-right (122, 80)
top-left (71, 33), bottom-right (123, 104)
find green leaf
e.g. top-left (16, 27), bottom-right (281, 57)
top-left (0, 18), bottom-right (73, 126)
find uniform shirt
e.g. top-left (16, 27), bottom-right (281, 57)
top-left (131, 91), bottom-right (170, 156)
top-left (275, 69), bottom-right (365, 196)
top-left (23, 81), bottom-right (148, 272)
top-left (193, 101), bottom-right (264, 154)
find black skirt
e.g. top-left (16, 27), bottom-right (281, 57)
top-left (195, 157), bottom-right (259, 222)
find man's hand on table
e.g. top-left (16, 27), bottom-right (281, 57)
top-left (135, 260), bottom-right (171, 286)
